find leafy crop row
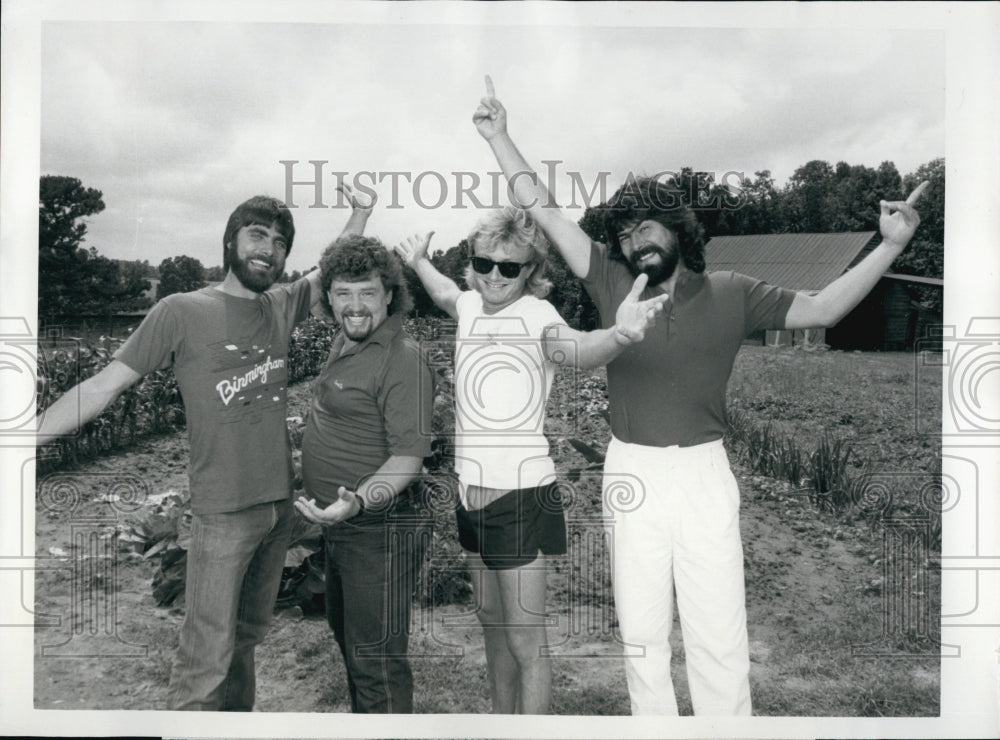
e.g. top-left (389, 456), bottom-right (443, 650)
top-left (36, 317), bottom-right (344, 470)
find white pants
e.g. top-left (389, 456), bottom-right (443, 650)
top-left (602, 436), bottom-right (752, 716)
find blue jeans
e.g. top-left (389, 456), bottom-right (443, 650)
top-left (323, 498), bottom-right (432, 713)
top-left (166, 498), bottom-right (294, 711)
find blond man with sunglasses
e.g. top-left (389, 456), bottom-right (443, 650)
top-left (395, 208), bottom-right (665, 714)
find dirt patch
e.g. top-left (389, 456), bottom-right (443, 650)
top-left (32, 421), bottom-right (939, 715)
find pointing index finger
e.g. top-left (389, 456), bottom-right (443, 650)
top-left (485, 75), bottom-right (495, 98)
top-left (905, 180), bottom-right (930, 206)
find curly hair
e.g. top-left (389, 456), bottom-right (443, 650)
top-left (318, 234), bottom-right (412, 317)
top-left (463, 206), bottom-right (553, 298)
top-left (222, 195), bottom-right (296, 271)
top-left (602, 177), bottom-right (706, 274)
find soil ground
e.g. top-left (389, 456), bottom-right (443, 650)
top-left (32, 415), bottom-right (939, 715)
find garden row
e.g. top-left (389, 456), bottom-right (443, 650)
top-left (36, 317), bottom-right (452, 471)
top-left (39, 318), bottom-right (941, 611)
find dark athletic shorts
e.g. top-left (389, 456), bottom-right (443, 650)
top-left (455, 483), bottom-right (567, 570)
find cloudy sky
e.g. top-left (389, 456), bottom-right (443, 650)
top-left (4, 3), bottom-right (1000, 738)
top-left (39, 13), bottom-right (945, 275)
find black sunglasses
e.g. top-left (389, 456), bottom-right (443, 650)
top-left (471, 256), bottom-right (531, 279)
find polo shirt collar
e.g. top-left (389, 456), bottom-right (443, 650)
top-left (671, 269), bottom-right (707, 304)
top-left (334, 313), bottom-right (403, 358)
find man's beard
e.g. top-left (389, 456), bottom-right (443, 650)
top-left (628, 245), bottom-right (679, 286)
top-left (340, 311), bottom-right (375, 341)
top-left (230, 248), bottom-right (282, 293)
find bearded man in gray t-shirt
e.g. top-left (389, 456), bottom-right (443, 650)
top-left (37, 187), bottom-right (372, 711)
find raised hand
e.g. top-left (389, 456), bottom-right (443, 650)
top-left (294, 486), bottom-right (361, 525)
top-left (336, 181), bottom-right (376, 213)
top-left (392, 231), bottom-right (435, 268)
top-left (614, 273), bottom-right (669, 345)
top-left (473, 75), bottom-right (507, 141)
top-left (879, 180), bottom-right (928, 250)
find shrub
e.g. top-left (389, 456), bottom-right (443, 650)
top-left (288, 317), bottom-right (335, 383)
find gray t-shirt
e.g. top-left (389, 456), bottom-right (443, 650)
top-left (114, 279), bottom-right (312, 514)
top-left (583, 241), bottom-right (796, 447)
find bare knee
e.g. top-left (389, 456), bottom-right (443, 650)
top-left (502, 622), bottom-right (547, 668)
top-left (476, 599), bottom-right (505, 628)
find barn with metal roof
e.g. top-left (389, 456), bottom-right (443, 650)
top-left (704, 232), bottom-right (942, 350)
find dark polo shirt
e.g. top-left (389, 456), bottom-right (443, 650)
top-left (301, 313), bottom-right (433, 509)
top-left (583, 241), bottom-right (796, 448)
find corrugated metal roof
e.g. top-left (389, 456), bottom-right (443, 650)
top-left (705, 232), bottom-right (877, 292)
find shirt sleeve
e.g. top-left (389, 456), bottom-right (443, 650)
top-left (377, 340), bottom-right (435, 459)
top-left (527, 297), bottom-right (569, 338)
top-left (266, 277), bottom-right (314, 326)
top-left (737, 272), bottom-right (798, 334)
top-left (581, 241), bottom-right (629, 328)
top-left (112, 298), bottom-right (180, 375)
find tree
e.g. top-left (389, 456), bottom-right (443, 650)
top-left (274, 268), bottom-right (304, 284)
top-left (39, 175), bottom-right (152, 319)
top-left (157, 255), bottom-right (207, 299)
top-left (829, 162), bottom-right (880, 232)
top-left (404, 264), bottom-right (447, 319)
top-left (783, 160), bottom-right (836, 232)
top-left (739, 170), bottom-right (783, 233)
top-left (113, 260), bottom-right (154, 313)
top-left (554, 207), bottom-right (602, 330)
top-left (900, 158), bottom-right (944, 250)
top-left (431, 238), bottom-right (472, 290)
top-left (38, 175), bottom-right (106, 318)
top-left (893, 158), bottom-right (945, 311)
top-left (545, 245), bottom-right (599, 330)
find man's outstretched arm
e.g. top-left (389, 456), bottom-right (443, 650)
top-left (393, 231), bottom-right (461, 320)
top-left (305, 182), bottom-right (375, 306)
top-left (36, 360), bottom-right (143, 446)
top-left (474, 76), bottom-right (593, 279)
top-left (544, 274), bottom-right (668, 370)
top-left (784, 181), bottom-right (929, 330)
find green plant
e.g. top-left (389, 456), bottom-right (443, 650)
top-left (275, 517), bottom-right (326, 613)
top-left (120, 491), bottom-right (191, 606)
top-left (287, 317), bottom-right (335, 383)
top-left (38, 337), bottom-right (186, 471)
top-left (38, 317), bottom-right (337, 472)
top-left (810, 433), bottom-right (854, 512)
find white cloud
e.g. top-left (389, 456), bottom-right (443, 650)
top-left (39, 22), bottom-right (944, 271)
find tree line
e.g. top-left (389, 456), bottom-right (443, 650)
top-left (411, 158), bottom-right (944, 325)
top-left (39, 157), bottom-right (943, 326)
top-left (38, 176), bottom-right (308, 322)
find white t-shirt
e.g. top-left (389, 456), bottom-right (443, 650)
top-left (453, 290), bottom-right (565, 492)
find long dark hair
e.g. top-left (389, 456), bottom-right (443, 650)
top-left (602, 177), bottom-right (706, 273)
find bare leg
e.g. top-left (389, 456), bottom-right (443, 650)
top-left (467, 552), bottom-right (518, 713)
top-left (495, 555), bottom-right (551, 714)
